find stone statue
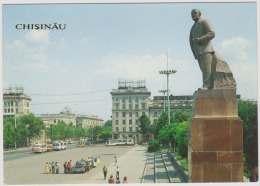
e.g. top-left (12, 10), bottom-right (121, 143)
top-left (189, 8), bottom-right (236, 90)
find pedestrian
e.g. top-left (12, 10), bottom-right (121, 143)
top-left (103, 165), bottom-right (108, 179)
top-left (63, 161), bottom-right (67, 174)
top-left (66, 161), bottom-right (71, 174)
top-left (49, 162), bottom-right (52, 173)
top-left (123, 176), bottom-right (128, 184)
top-left (114, 156), bottom-right (117, 166)
top-left (69, 160), bottom-right (73, 174)
top-left (116, 177), bottom-right (120, 184)
top-left (116, 166), bottom-right (120, 179)
top-left (108, 175), bottom-right (115, 184)
top-left (55, 162), bottom-right (59, 174)
top-left (51, 161), bottom-right (55, 174)
top-left (45, 162), bottom-right (49, 174)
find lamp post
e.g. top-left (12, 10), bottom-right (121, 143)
top-left (158, 90), bottom-right (167, 112)
top-left (159, 52), bottom-right (177, 125)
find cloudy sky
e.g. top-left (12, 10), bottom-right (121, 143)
top-left (2, 1), bottom-right (258, 121)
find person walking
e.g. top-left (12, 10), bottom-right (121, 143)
top-left (116, 177), bottom-right (120, 184)
top-left (103, 165), bottom-right (108, 179)
top-left (66, 161), bottom-right (71, 174)
top-left (116, 166), bottom-right (120, 179)
top-left (48, 162), bottom-right (52, 173)
top-left (114, 156), bottom-right (117, 166)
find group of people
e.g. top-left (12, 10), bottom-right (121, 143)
top-left (63, 160), bottom-right (73, 174)
top-left (45, 162), bottom-right (59, 174)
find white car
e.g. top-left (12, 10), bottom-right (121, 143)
top-left (32, 144), bottom-right (47, 153)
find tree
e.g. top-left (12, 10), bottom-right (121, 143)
top-left (238, 101), bottom-right (258, 180)
top-left (152, 111), bottom-right (168, 138)
top-left (173, 109), bottom-right (191, 123)
top-left (3, 117), bottom-right (17, 149)
top-left (138, 115), bottom-right (151, 142)
top-left (174, 122), bottom-right (189, 158)
top-left (19, 114), bottom-right (45, 146)
top-left (104, 120), bottom-right (112, 128)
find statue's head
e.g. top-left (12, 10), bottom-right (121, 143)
top-left (191, 8), bottom-right (201, 21)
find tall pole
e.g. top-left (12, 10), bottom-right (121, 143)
top-left (159, 90), bottom-right (167, 112)
top-left (159, 51), bottom-right (177, 125)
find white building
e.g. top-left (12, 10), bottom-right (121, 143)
top-left (111, 79), bottom-right (151, 143)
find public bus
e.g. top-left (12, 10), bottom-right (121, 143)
top-left (32, 144), bottom-right (47, 153)
top-left (107, 139), bottom-right (134, 146)
top-left (52, 141), bottom-right (67, 150)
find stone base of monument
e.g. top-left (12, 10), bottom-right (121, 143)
top-left (188, 89), bottom-right (243, 182)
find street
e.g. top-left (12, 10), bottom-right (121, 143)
top-left (3, 145), bottom-right (148, 184)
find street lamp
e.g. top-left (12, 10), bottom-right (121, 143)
top-left (159, 52), bottom-right (177, 125)
top-left (158, 90), bottom-right (168, 112)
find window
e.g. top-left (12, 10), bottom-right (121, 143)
top-left (129, 127), bottom-right (132, 132)
top-left (129, 112), bottom-right (132, 117)
top-left (115, 112), bottom-right (119, 117)
top-left (129, 97), bottom-right (132, 103)
top-left (116, 127), bottom-right (119, 132)
top-left (135, 112), bottom-right (139, 117)
top-left (142, 103), bottom-right (146, 109)
top-left (135, 97), bottom-right (138, 103)
top-left (129, 104), bottom-right (132, 109)
top-left (136, 127), bottom-right (139, 132)
top-left (154, 112), bottom-right (158, 117)
top-left (135, 104), bottom-right (139, 110)
top-left (115, 104), bottom-right (119, 109)
top-left (122, 112), bottom-right (125, 117)
top-left (122, 97), bottom-right (126, 103)
top-left (142, 112), bottom-right (145, 116)
top-left (129, 119), bottom-right (132, 125)
top-left (123, 104), bottom-right (126, 109)
top-left (123, 127), bottom-right (126, 132)
top-left (136, 119), bottom-right (138, 125)
top-left (123, 120), bottom-right (126, 125)
top-left (116, 120), bottom-right (119, 125)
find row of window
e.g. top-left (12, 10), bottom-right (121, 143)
top-left (114, 97), bottom-right (147, 103)
top-left (4, 101), bottom-right (30, 107)
top-left (114, 111), bottom-right (147, 118)
top-left (115, 119), bottom-right (139, 125)
top-left (114, 103), bottom-right (147, 110)
top-left (3, 108), bottom-right (18, 113)
top-left (115, 127), bottom-right (139, 132)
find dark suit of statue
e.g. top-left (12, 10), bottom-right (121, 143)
top-left (189, 9), bottom-right (236, 90)
top-left (190, 9), bottom-right (215, 89)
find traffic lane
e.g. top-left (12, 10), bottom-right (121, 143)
top-left (3, 145), bottom-right (134, 185)
top-left (3, 144), bottom-right (77, 161)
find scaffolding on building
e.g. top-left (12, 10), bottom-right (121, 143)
top-left (3, 85), bottom-right (24, 95)
top-left (118, 79), bottom-right (146, 89)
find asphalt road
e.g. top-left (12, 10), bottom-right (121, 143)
top-left (3, 144), bottom-right (139, 185)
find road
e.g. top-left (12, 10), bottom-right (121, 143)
top-left (3, 144), bottom-right (148, 185)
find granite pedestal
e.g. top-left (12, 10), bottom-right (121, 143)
top-left (188, 89), bottom-right (243, 182)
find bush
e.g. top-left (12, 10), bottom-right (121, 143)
top-left (147, 140), bottom-right (160, 152)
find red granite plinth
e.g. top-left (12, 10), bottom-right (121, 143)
top-left (188, 89), bottom-right (243, 182)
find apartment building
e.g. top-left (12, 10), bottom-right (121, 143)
top-left (3, 85), bottom-right (31, 117)
top-left (110, 79), bottom-right (151, 143)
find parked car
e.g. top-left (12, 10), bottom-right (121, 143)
top-left (72, 163), bottom-right (86, 173)
top-left (32, 144), bottom-right (47, 153)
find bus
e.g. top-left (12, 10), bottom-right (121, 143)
top-left (52, 141), bottom-right (67, 150)
top-left (107, 139), bottom-right (134, 146)
top-left (32, 144), bottom-right (47, 153)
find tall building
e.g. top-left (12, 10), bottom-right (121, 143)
top-left (110, 79), bottom-right (151, 143)
top-left (76, 115), bottom-right (103, 129)
top-left (3, 85), bottom-right (31, 117)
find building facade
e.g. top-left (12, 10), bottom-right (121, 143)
top-left (3, 85), bottom-right (31, 117)
top-left (76, 115), bottom-right (103, 129)
top-left (111, 79), bottom-right (151, 143)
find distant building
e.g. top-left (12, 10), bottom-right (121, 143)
top-left (38, 107), bottom-right (103, 129)
top-left (149, 95), bottom-right (193, 124)
top-left (37, 107), bottom-right (77, 128)
top-left (76, 115), bottom-right (103, 129)
top-left (3, 85), bottom-right (31, 117)
top-left (110, 79), bottom-right (151, 143)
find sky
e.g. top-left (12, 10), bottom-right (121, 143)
top-left (1, 0), bottom-right (259, 121)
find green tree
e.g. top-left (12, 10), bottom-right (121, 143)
top-left (19, 114), bottom-right (45, 146)
top-left (104, 120), bottom-right (112, 128)
top-left (138, 115), bottom-right (151, 142)
top-left (173, 109), bottom-right (191, 123)
top-left (3, 117), bottom-right (17, 149)
top-left (238, 101), bottom-right (258, 179)
top-left (152, 111), bottom-right (168, 138)
top-left (174, 122), bottom-right (189, 158)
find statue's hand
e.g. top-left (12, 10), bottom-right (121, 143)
top-left (192, 38), bottom-right (201, 44)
